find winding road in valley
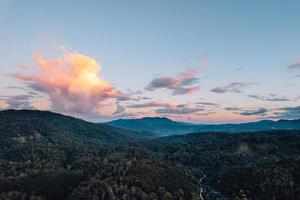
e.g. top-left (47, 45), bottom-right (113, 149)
top-left (199, 174), bottom-right (206, 200)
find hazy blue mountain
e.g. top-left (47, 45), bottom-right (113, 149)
top-left (106, 117), bottom-right (199, 136)
top-left (106, 117), bottom-right (300, 136)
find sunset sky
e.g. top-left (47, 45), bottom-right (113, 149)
top-left (1, 0), bottom-right (300, 123)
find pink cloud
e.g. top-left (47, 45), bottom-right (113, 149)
top-left (11, 50), bottom-right (122, 115)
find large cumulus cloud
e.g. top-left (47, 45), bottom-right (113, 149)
top-left (11, 50), bottom-right (122, 115)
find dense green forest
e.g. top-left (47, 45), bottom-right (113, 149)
top-left (0, 110), bottom-right (300, 200)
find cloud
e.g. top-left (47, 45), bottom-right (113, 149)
top-left (0, 94), bottom-right (36, 110)
top-left (172, 87), bottom-right (199, 95)
top-left (196, 102), bottom-right (218, 106)
top-left (225, 107), bottom-right (268, 116)
top-left (128, 100), bottom-right (203, 115)
top-left (211, 82), bottom-right (253, 94)
top-left (5, 86), bottom-right (26, 90)
top-left (113, 103), bottom-right (126, 115)
top-left (145, 69), bottom-right (200, 95)
top-left (156, 106), bottom-right (204, 115)
top-left (11, 49), bottom-right (122, 115)
top-left (288, 62), bottom-right (300, 70)
top-left (128, 101), bottom-right (174, 109)
top-left (248, 94), bottom-right (290, 102)
top-left (224, 107), bottom-right (241, 111)
top-left (114, 112), bottom-right (136, 118)
top-left (274, 106), bottom-right (300, 119)
top-left (240, 108), bottom-right (268, 116)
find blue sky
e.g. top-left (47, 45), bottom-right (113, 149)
top-left (1, 0), bottom-right (300, 123)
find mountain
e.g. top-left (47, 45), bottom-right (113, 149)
top-left (106, 117), bottom-right (300, 136)
top-left (0, 110), bottom-right (200, 200)
top-left (0, 109), bottom-right (149, 151)
top-left (106, 117), bottom-right (198, 136)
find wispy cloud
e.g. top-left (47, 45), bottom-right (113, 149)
top-left (145, 69), bottom-right (200, 95)
top-left (273, 106), bottom-right (300, 119)
top-left (225, 106), bottom-right (268, 116)
top-left (248, 94), bottom-right (290, 102)
top-left (128, 101), bottom-right (175, 109)
top-left (211, 82), bottom-right (253, 94)
top-left (11, 48), bottom-right (123, 115)
top-left (288, 62), bottom-right (300, 70)
top-left (156, 106), bottom-right (204, 115)
top-left (128, 101), bottom-right (203, 115)
top-left (239, 108), bottom-right (268, 116)
top-left (196, 102), bottom-right (218, 106)
top-left (0, 94), bottom-right (36, 110)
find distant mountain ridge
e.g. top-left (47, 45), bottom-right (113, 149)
top-left (106, 117), bottom-right (300, 136)
top-left (106, 117), bottom-right (197, 136)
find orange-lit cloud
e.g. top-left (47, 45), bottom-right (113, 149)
top-left (12, 50), bottom-right (121, 115)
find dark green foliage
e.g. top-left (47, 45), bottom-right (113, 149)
top-left (1, 110), bottom-right (300, 200)
top-left (214, 160), bottom-right (300, 200)
top-left (140, 131), bottom-right (300, 199)
top-left (70, 160), bottom-right (199, 200)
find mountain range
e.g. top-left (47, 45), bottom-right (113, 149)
top-left (106, 117), bottom-right (300, 136)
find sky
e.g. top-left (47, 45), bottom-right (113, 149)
top-left (0, 0), bottom-right (300, 123)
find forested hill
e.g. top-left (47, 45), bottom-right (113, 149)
top-left (0, 110), bottom-right (201, 200)
top-left (0, 109), bottom-right (150, 148)
top-left (140, 130), bottom-right (300, 199)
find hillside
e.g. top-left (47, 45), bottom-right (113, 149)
top-left (107, 117), bottom-right (300, 136)
top-left (0, 110), bottom-right (200, 200)
top-left (140, 130), bottom-right (300, 199)
top-left (0, 109), bottom-right (150, 150)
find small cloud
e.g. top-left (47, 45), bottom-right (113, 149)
top-left (5, 86), bottom-right (26, 90)
top-left (113, 103), bottom-right (126, 115)
top-left (145, 69), bottom-right (200, 95)
top-left (0, 94), bottom-right (36, 110)
top-left (156, 106), bottom-right (204, 115)
top-left (128, 101), bottom-right (174, 109)
top-left (224, 107), bottom-right (240, 111)
top-left (17, 64), bottom-right (31, 69)
top-left (114, 112), bottom-right (136, 118)
top-left (273, 106), bottom-right (300, 119)
top-left (196, 102), bottom-right (218, 106)
top-left (288, 62), bottom-right (300, 70)
top-left (240, 108), bottom-right (268, 116)
top-left (211, 82), bottom-right (254, 94)
top-left (248, 94), bottom-right (290, 102)
top-left (172, 87), bottom-right (199, 95)
top-left (225, 107), bottom-right (268, 116)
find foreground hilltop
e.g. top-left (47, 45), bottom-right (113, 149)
top-left (0, 109), bottom-right (149, 150)
top-left (0, 110), bottom-right (200, 200)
